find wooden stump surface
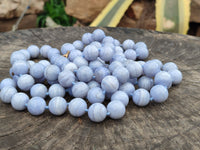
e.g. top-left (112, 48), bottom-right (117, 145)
top-left (0, 27), bottom-right (200, 150)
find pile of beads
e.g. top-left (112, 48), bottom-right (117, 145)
top-left (0, 29), bottom-right (183, 122)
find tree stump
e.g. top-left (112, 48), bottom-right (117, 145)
top-left (0, 27), bottom-right (200, 150)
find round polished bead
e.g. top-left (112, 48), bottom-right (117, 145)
top-left (124, 49), bottom-right (136, 60)
top-left (38, 60), bottom-right (51, 68)
top-left (63, 62), bottom-right (77, 72)
top-left (150, 85), bottom-right (168, 103)
top-left (0, 78), bottom-right (16, 90)
top-left (61, 43), bottom-right (75, 55)
top-left (114, 46), bottom-right (123, 53)
top-left (132, 89), bottom-right (150, 106)
top-left (49, 84), bottom-right (65, 98)
top-left (143, 60), bottom-right (160, 77)
top-left (11, 92), bottom-right (29, 110)
top-left (19, 49), bottom-right (30, 60)
top-left (135, 47), bottom-right (149, 60)
top-left (73, 56), bottom-right (88, 68)
top-left (154, 71), bottom-right (172, 89)
top-left (162, 62), bottom-right (178, 72)
top-left (27, 97), bottom-right (46, 116)
top-left (47, 48), bottom-right (60, 59)
top-left (89, 60), bottom-right (104, 71)
top-left (103, 43), bottom-right (115, 49)
top-left (58, 70), bottom-right (75, 88)
top-left (99, 46), bottom-right (114, 62)
top-left (125, 61), bottom-right (143, 78)
top-left (54, 56), bottom-right (69, 69)
top-left (76, 66), bottom-right (93, 82)
top-left (138, 61), bottom-right (145, 67)
top-left (109, 61), bottom-right (124, 72)
top-left (111, 90), bottom-right (129, 106)
top-left (87, 87), bottom-right (105, 103)
top-left (101, 75), bottom-right (119, 93)
top-left (68, 98), bottom-right (87, 117)
top-left (88, 103), bottom-right (107, 122)
top-left (49, 54), bottom-right (60, 64)
top-left (133, 42), bottom-right (147, 49)
top-left (40, 45), bottom-right (52, 58)
top-left (112, 53), bottom-right (126, 63)
top-left (168, 69), bottom-right (182, 85)
top-left (112, 67), bottom-right (129, 84)
top-left (44, 65), bottom-right (60, 81)
top-left (113, 39), bottom-right (121, 46)
top-left (12, 60), bottom-right (29, 75)
top-left (88, 80), bottom-right (100, 89)
top-left (102, 36), bottom-right (114, 44)
top-left (92, 29), bottom-right (105, 42)
top-left (83, 45), bottom-right (99, 61)
top-left (68, 50), bottom-right (82, 61)
top-left (119, 82), bottom-right (135, 97)
top-left (107, 101), bottom-right (125, 119)
top-left (0, 86), bottom-right (17, 103)
top-left (122, 39), bottom-right (135, 50)
top-left (90, 41), bottom-right (102, 49)
top-left (30, 63), bottom-right (45, 79)
top-left (73, 40), bottom-right (84, 50)
top-left (49, 97), bottom-right (67, 116)
top-left (138, 76), bottom-right (154, 91)
top-left (151, 59), bottom-right (163, 69)
top-left (30, 83), bottom-right (47, 98)
top-left (17, 74), bottom-right (35, 91)
top-left (72, 82), bottom-right (89, 98)
top-left (94, 67), bottom-right (110, 83)
top-left (10, 51), bottom-right (26, 64)
top-left (82, 33), bottom-right (93, 45)
top-left (27, 45), bottom-right (40, 58)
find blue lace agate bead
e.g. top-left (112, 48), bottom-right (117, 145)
top-left (19, 49), bottom-right (30, 60)
top-left (49, 97), bottom-right (67, 116)
top-left (138, 76), bottom-right (154, 91)
top-left (44, 65), bottom-right (60, 81)
top-left (124, 49), bottom-right (136, 60)
top-left (40, 45), bottom-right (51, 58)
top-left (27, 45), bottom-right (40, 58)
top-left (136, 47), bottom-right (149, 60)
top-left (72, 82), bottom-right (89, 98)
top-left (30, 63), bottom-right (45, 79)
top-left (0, 78), bottom-right (16, 90)
top-left (73, 56), bottom-right (88, 68)
top-left (30, 83), bottom-right (47, 98)
top-left (27, 97), bottom-right (46, 116)
top-left (47, 48), bottom-right (60, 60)
top-left (17, 74), bottom-right (35, 91)
top-left (107, 101), bottom-right (126, 119)
top-left (76, 66), bottom-right (93, 82)
top-left (125, 61), bottom-right (143, 78)
top-left (87, 87), bottom-right (105, 103)
top-left (154, 71), bottom-right (172, 89)
top-left (58, 70), bottom-right (75, 88)
top-left (111, 90), bottom-right (129, 106)
top-left (101, 75), bottom-right (119, 93)
top-left (122, 39), bottom-right (135, 50)
top-left (88, 81), bottom-right (100, 89)
top-left (90, 41), bottom-right (102, 49)
top-left (132, 89), bottom-right (150, 106)
top-left (168, 69), bottom-right (182, 85)
top-left (54, 56), bottom-right (69, 69)
top-left (89, 60), bottom-right (104, 71)
top-left (68, 50), bottom-right (82, 61)
top-left (61, 43), bottom-right (75, 55)
top-left (102, 36), bottom-right (114, 44)
top-left (73, 40), bottom-right (84, 50)
top-left (83, 45), bottom-right (99, 61)
top-left (162, 62), bottom-right (178, 72)
top-left (92, 29), bottom-right (105, 42)
top-left (63, 62), bottom-right (78, 72)
top-left (99, 46), bottom-right (114, 62)
top-left (82, 33), bottom-right (93, 45)
top-left (94, 67), bottom-right (110, 83)
top-left (112, 67), bottom-right (129, 84)
top-left (27, 60), bottom-right (35, 68)
top-left (143, 60), bottom-right (160, 77)
top-left (119, 82), bottom-right (135, 97)
top-left (38, 60), bottom-right (51, 68)
top-left (11, 92), bottom-right (29, 110)
top-left (133, 42), bottom-right (147, 50)
top-left (150, 85), bottom-right (168, 103)
top-left (88, 103), bottom-right (107, 122)
top-left (68, 98), bottom-right (87, 117)
top-left (109, 61), bottom-right (124, 72)
top-left (114, 46), bottom-right (123, 53)
top-left (0, 86), bottom-right (17, 103)
top-left (10, 51), bottom-right (26, 64)
top-left (12, 60), bottom-right (29, 75)
top-left (48, 84), bottom-right (65, 98)
top-left (151, 59), bottom-right (163, 69)
top-left (113, 39), bottom-right (121, 46)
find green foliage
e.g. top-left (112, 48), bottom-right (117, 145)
top-left (37, 0), bottom-right (76, 27)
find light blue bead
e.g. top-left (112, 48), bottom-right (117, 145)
top-left (99, 46), bottom-right (114, 61)
top-left (19, 49), bottom-right (30, 60)
top-left (135, 47), bottom-right (149, 60)
top-left (102, 36), bottom-right (114, 44)
top-left (122, 39), bottom-right (135, 50)
top-left (48, 84), bottom-right (65, 98)
top-left (111, 90), bottom-right (129, 106)
top-left (150, 85), bottom-right (168, 103)
top-left (113, 39), bottom-right (121, 46)
top-left (133, 42), bottom-right (147, 49)
top-left (138, 61), bottom-right (145, 66)
top-left (54, 56), bottom-right (69, 69)
top-left (88, 103), bottom-right (107, 122)
top-left (12, 75), bottom-right (20, 83)
top-left (58, 70), bottom-right (75, 88)
top-left (27, 97), bottom-right (46, 116)
top-left (128, 78), bottom-right (138, 85)
top-left (76, 66), bottom-right (93, 82)
top-left (61, 43), bottom-right (75, 55)
top-left (27, 60), bottom-right (35, 68)
top-left (109, 61), bottom-right (123, 72)
top-left (162, 62), bottom-right (178, 72)
top-left (168, 69), bottom-right (182, 85)
top-left (0, 78), bottom-right (16, 90)
top-left (112, 67), bottom-right (129, 84)
top-left (73, 56), bottom-right (88, 68)
top-left (63, 62), bottom-right (77, 72)
top-left (72, 82), bottom-right (89, 98)
top-left (0, 86), bottom-right (17, 103)
top-left (125, 61), bottom-right (143, 78)
top-left (17, 74), bottom-right (35, 91)
top-left (49, 54), bottom-right (60, 64)
top-left (88, 80), bottom-right (100, 89)
top-left (30, 84), bottom-right (47, 98)
top-left (87, 87), bottom-right (105, 103)
top-left (143, 60), bottom-right (160, 77)
top-left (107, 101), bottom-right (125, 119)
top-left (48, 97), bottom-right (67, 116)
top-left (89, 60), bottom-right (104, 71)
top-left (114, 46), bottom-right (123, 53)
top-left (119, 82), bottom-right (135, 97)
top-left (83, 45), bottom-right (99, 61)
top-left (138, 76), bottom-right (153, 91)
top-left (151, 59), bottom-right (163, 69)
top-left (112, 53), bottom-right (126, 63)
top-left (68, 98), bottom-right (87, 117)
top-left (12, 60), bottom-right (29, 75)
top-left (40, 45), bottom-right (52, 58)
top-left (92, 29), bottom-right (105, 42)
top-left (11, 92), bottom-right (29, 110)
top-left (154, 71), bottom-right (172, 89)
top-left (10, 51), bottom-right (27, 64)
top-left (103, 43), bottom-right (115, 50)
top-left (82, 33), bottom-right (93, 45)
top-left (101, 75), bottom-right (119, 93)
top-left (90, 41), bottom-right (102, 49)
top-left (27, 45), bottom-right (40, 58)
top-left (47, 48), bottom-right (60, 59)
top-left (30, 63), bottom-right (45, 79)
top-left (38, 60), bottom-right (51, 68)
top-left (132, 89), bottom-right (150, 106)
top-left (44, 65), bottom-right (60, 81)
top-left (94, 67), bottom-right (110, 83)
top-left (73, 40), bottom-right (84, 50)
top-left (124, 49), bottom-right (136, 60)
top-left (68, 50), bottom-right (82, 61)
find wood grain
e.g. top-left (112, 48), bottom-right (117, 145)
top-left (0, 27), bottom-right (200, 150)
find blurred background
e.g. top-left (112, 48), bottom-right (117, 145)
top-left (0, 0), bottom-right (199, 36)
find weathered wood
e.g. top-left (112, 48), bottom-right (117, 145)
top-left (0, 27), bottom-right (200, 150)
